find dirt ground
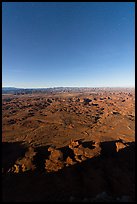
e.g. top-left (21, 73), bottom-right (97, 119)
top-left (2, 89), bottom-right (135, 202)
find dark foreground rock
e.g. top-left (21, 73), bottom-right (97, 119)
top-left (2, 140), bottom-right (135, 202)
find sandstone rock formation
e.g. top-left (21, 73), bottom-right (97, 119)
top-left (45, 146), bottom-right (64, 172)
top-left (10, 147), bottom-right (36, 173)
top-left (116, 141), bottom-right (127, 152)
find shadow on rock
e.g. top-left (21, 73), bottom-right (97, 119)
top-left (2, 140), bottom-right (135, 202)
top-left (2, 142), bottom-right (28, 173)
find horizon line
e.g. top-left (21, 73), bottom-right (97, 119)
top-left (2, 86), bottom-right (135, 89)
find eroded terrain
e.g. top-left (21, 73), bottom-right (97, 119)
top-left (2, 88), bottom-right (135, 202)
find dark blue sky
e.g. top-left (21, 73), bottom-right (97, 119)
top-left (2, 2), bottom-right (135, 88)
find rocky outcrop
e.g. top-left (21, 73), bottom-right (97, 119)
top-left (10, 147), bottom-right (36, 173)
top-left (69, 140), bottom-right (101, 163)
top-left (65, 156), bottom-right (75, 166)
top-left (116, 141), bottom-right (127, 152)
top-left (45, 146), bottom-right (64, 172)
top-left (83, 98), bottom-right (92, 105)
top-left (45, 140), bottom-right (102, 172)
top-left (6, 139), bottom-right (133, 174)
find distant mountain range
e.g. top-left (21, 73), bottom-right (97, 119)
top-left (2, 87), bottom-right (19, 90)
top-left (2, 86), bottom-right (134, 95)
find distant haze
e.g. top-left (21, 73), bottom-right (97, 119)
top-left (2, 2), bottom-right (135, 88)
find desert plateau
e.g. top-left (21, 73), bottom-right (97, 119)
top-left (2, 87), bottom-right (135, 202)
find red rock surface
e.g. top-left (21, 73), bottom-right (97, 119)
top-left (2, 89), bottom-right (135, 201)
